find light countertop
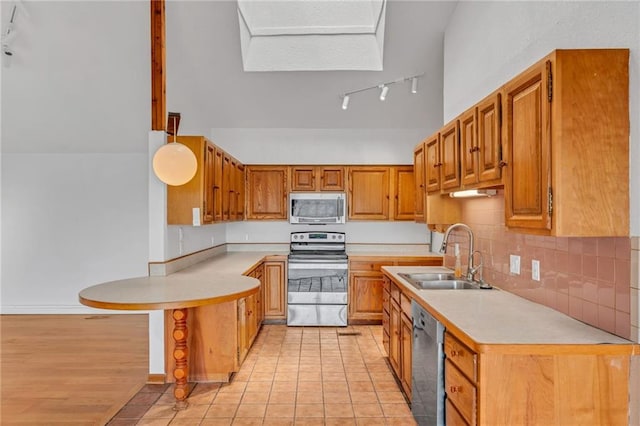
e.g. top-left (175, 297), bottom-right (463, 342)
top-left (382, 266), bottom-right (632, 346)
top-left (79, 251), bottom-right (288, 311)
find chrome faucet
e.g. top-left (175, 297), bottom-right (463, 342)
top-left (439, 223), bottom-right (475, 281)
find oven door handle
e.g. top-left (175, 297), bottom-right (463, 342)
top-left (288, 263), bottom-right (348, 270)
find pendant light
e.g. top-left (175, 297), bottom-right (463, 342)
top-left (152, 112), bottom-right (197, 186)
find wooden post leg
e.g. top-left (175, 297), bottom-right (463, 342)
top-left (172, 308), bottom-right (189, 410)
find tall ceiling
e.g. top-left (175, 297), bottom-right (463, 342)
top-left (166, 1), bottom-right (458, 132)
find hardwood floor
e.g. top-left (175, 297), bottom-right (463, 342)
top-left (1, 314), bottom-right (149, 425)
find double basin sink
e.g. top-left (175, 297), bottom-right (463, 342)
top-left (398, 272), bottom-right (492, 290)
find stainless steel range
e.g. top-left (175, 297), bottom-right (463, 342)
top-left (287, 231), bottom-right (348, 326)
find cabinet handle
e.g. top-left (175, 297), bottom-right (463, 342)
top-left (469, 146), bottom-right (480, 153)
top-left (450, 349), bottom-right (458, 357)
top-left (433, 162), bottom-right (443, 168)
top-left (498, 160), bottom-right (508, 168)
top-left (449, 385), bottom-right (462, 393)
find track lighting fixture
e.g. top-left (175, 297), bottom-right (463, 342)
top-left (339, 73), bottom-right (423, 110)
top-left (379, 85), bottom-right (388, 101)
top-left (342, 95), bottom-right (350, 110)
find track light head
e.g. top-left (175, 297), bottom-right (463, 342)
top-left (411, 77), bottom-right (418, 94)
top-left (342, 95), bottom-right (350, 110)
top-left (379, 85), bottom-right (388, 101)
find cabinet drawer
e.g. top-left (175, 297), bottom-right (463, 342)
top-left (444, 333), bottom-right (477, 383)
top-left (446, 399), bottom-right (470, 426)
top-left (445, 359), bottom-right (477, 425)
top-left (349, 261), bottom-right (389, 271)
top-left (400, 293), bottom-right (412, 316)
top-left (390, 282), bottom-right (400, 303)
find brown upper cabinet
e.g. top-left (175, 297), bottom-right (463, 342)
top-left (440, 120), bottom-right (461, 191)
top-left (167, 136), bottom-right (243, 225)
top-left (412, 144), bottom-right (426, 223)
top-left (245, 166), bottom-right (289, 220)
top-left (393, 166), bottom-right (416, 221)
top-left (460, 92), bottom-right (503, 188)
top-left (424, 133), bottom-right (441, 193)
top-left (503, 49), bottom-right (629, 236)
top-left (348, 166), bottom-right (415, 221)
top-left (290, 166), bottom-right (345, 192)
top-left (348, 166), bottom-right (390, 220)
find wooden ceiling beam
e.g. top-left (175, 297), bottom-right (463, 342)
top-left (151, 0), bottom-right (166, 131)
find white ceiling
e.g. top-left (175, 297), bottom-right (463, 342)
top-left (166, 0), bottom-right (458, 132)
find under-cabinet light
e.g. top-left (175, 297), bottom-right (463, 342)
top-left (449, 189), bottom-right (498, 198)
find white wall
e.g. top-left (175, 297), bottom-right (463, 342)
top-left (210, 128), bottom-right (427, 164)
top-left (1, 1), bottom-right (150, 313)
top-left (443, 0), bottom-right (640, 236)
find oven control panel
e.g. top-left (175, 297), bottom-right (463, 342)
top-left (290, 232), bottom-right (345, 242)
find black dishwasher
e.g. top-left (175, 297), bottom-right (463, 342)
top-left (411, 300), bottom-right (445, 426)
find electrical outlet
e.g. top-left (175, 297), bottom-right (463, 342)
top-left (510, 255), bottom-right (521, 275)
top-left (245, 234), bottom-right (249, 241)
top-left (211, 236), bottom-right (215, 245)
top-left (532, 260), bottom-right (540, 281)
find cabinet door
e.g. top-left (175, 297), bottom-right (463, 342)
top-left (290, 166), bottom-right (316, 191)
top-left (222, 154), bottom-right (232, 221)
top-left (389, 299), bottom-right (402, 377)
top-left (348, 167), bottom-right (390, 220)
top-left (213, 148), bottom-right (224, 222)
top-left (263, 261), bottom-right (286, 319)
top-left (393, 166), bottom-right (415, 221)
top-left (237, 298), bottom-right (249, 364)
top-left (319, 166), bottom-right (345, 191)
top-left (246, 166), bottom-right (288, 220)
top-left (400, 312), bottom-right (413, 398)
top-left (503, 61), bottom-right (551, 231)
top-left (460, 108), bottom-right (478, 186)
top-left (425, 133), bottom-right (441, 193)
top-left (235, 163), bottom-right (245, 220)
top-left (202, 143), bottom-right (215, 224)
top-left (413, 143), bottom-right (426, 222)
top-left (348, 271), bottom-right (384, 322)
top-left (477, 92), bottom-right (502, 185)
top-left (440, 120), bottom-right (461, 191)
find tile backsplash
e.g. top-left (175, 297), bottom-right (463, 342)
top-left (442, 191), bottom-right (635, 340)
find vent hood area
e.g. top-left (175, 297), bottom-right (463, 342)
top-left (237, 0), bottom-right (386, 71)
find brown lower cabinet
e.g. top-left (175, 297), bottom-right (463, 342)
top-left (350, 257), bottom-right (441, 324)
top-left (384, 272), bottom-right (639, 425)
top-left (163, 258), bottom-right (286, 382)
top-left (382, 276), bottom-right (413, 399)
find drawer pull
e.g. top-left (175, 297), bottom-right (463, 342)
top-left (449, 385), bottom-right (462, 393)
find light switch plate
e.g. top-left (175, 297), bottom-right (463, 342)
top-left (192, 208), bottom-right (201, 227)
top-left (510, 255), bottom-right (521, 275)
top-left (532, 260), bottom-right (540, 281)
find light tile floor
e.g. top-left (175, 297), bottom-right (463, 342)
top-left (109, 325), bottom-right (416, 426)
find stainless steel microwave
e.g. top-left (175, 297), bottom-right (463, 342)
top-left (289, 192), bottom-right (346, 224)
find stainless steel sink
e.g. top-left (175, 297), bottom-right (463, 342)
top-left (398, 272), bottom-right (492, 290)
top-left (398, 272), bottom-right (455, 281)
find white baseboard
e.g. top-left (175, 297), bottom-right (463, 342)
top-left (0, 305), bottom-right (151, 315)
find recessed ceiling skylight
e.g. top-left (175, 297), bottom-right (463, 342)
top-left (237, 0), bottom-right (386, 71)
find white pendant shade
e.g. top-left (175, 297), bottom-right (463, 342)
top-left (152, 143), bottom-right (197, 186)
